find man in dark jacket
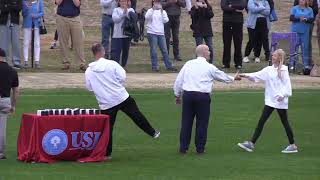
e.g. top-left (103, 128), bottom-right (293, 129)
top-left (0, 0), bottom-right (22, 69)
top-left (161, 0), bottom-right (186, 61)
top-left (190, 0), bottom-right (214, 63)
top-left (293, 0), bottom-right (318, 64)
top-left (221, 0), bottom-right (246, 69)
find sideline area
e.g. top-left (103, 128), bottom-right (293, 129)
top-left (20, 73), bottom-right (320, 90)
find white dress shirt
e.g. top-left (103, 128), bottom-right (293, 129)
top-left (145, 8), bottom-right (169, 35)
top-left (85, 58), bottom-right (129, 110)
top-left (244, 65), bottom-right (292, 109)
top-left (174, 57), bottom-right (235, 97)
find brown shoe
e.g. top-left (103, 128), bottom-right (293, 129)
top-left (62, 63), bottom-right (70, 70)
top-left (80, 64), bottom-right (87, 71)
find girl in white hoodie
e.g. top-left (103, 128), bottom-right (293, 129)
top-left (237, 49), bottom-right (298, 153)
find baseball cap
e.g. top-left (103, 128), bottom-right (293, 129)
top-left (0, 48), bottom-right (6, 57)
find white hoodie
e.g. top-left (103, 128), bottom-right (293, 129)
top-left (85, 58), bottom-right (129, 110)
top-left (245, 65), bottom-right (292, 109)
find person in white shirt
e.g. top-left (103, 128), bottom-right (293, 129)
top-left (85, 43), bottom-right (160, 158)
top-left (145, 0), bottom-right (177, 72)
top-left (237, 49), bottom-right (298, 154)
top-left (173, 44), bottom-right (241, 154)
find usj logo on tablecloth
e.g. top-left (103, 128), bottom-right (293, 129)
top-left (42, 129), bottom-right (68, 155)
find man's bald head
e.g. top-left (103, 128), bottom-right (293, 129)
top-left (196, 44), bottom-right (210, 60)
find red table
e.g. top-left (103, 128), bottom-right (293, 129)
top-left (17, 114), bottom-right (109, 163)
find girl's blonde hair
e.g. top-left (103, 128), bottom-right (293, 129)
top-left (274, 49), bottom-right (286, 79)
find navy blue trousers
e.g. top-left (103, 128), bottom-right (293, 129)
top-left (180, 91), bottom-right (211, 153)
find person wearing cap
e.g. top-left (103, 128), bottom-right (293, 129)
top-left (0, 48), bottom-right (19, 160)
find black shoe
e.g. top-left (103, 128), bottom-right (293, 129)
top-left (174, 56), bottom-right (182, 61)
top-left (235, 65), bottom-right (242, 70)
top-left (167, 67), bottom-right (178, 72)
top-left (303, 68), bottom-right (311, 75)
top-left (13, 64), bottom-right (22, 70)
top-left (0, 156), bottom-right (7, 160)
top-left (222, 65), bottom-right (230, 69)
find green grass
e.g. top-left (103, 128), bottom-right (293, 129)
top-left (2, 89), bottom-right (320, 180)
top-left (17, 25), bottom-right (320, 73)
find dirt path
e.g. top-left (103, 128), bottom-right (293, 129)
top-left (20, 73), bottom-right (320, 90)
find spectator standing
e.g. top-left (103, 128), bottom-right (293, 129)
top-left (111, 0), bottom-right (135, 67)
top-left (243, 0), bottom-right (270, 64)
top-left (243, 0), bottom-right (273, 63)
top-left (22, 0), bottom-right (44, 68)
top-left (85, 43), bottom-right (160, 158)
top-left (0, 0), bottom-right (22, 69)
top-left (294, 0), bottom-right (318, 65)
top-left (101, 0), bottom-right (117, 59)
top-left (290, 0), bottom-right (314, 75)
top-left (161, 0), bottom-right (186, 61)
top-left (145, 0), bottom-right (177, 72)
top-left (190, 0), bottom-right (214, 63)
top-left (221, 0), bottom-right (246, 70)
top-left (174, 45), bottom-right (241, 154)
top-left (317, 1), bottom-right (320, 55)
top-left (55, 0), bottom-right (86, 71)
top-left (0, 48), bottom-right (19, 160)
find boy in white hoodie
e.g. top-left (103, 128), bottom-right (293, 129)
top-left (85, 43), bottom-right (160, 159)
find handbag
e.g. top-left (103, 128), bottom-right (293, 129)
top-left (39, 18), bottom-right (47, 35)
top-left (37, 0), bottom-right (47, 35)
top-left (269, 8), bottom-right (278, 22)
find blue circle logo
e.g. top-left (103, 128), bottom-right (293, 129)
top-left (42, 129), bottom-right (68, 156)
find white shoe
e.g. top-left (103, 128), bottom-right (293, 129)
top-left (254, 57), bottom-right (260, 63)
top-left (242, 56), bottom-right (250, 63)
top-left (237, 141), bottom-right (254, 152)
top-left (153, 131), bottom-right (160, 139)
top-left (281, 144), bottom-right (298, 153)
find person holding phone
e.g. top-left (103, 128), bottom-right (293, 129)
top-left (190, 0), bottom-right (214, 63)
top-left (145, 0), bottom-right (177, 72)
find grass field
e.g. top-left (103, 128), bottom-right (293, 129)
top-left (1, 89), bottom-right (320, 180)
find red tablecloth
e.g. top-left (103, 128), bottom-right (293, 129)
top-left (17, 114), bottom-right (109, 163)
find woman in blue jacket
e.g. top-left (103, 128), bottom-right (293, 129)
top-left (290, 0), bottom-right (314, 75)
top-left (22, 0), bottom-right (44, 68)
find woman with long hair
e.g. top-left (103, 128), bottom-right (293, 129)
top-left (237, 49), bottom-right (298, 153)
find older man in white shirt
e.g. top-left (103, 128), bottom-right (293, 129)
top-left (85, 43), bottom-right (160, 159)
top-left (173, 44), bottom-right (241, 154)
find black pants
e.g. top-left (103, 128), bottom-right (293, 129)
top-left (100, 96), bottom-right (156, 156)
top-left (253, 17), bottom-right (270, 59)
top-left (222, 22), bottom-right (243, 68)
top-left (244, 28), bottom-right (255, 57)
top-left (251, 105), bottom-right (295, 144)
top-left (180, 91), bottom-right (211, 153)
top-left (165, 15), bottom-right (181, 58)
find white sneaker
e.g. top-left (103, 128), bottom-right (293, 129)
top-left (153, 131), bottom-right (160, 139)
top-left (242, 56), bottom-right (250, 63)
top-left (254, 57), bottom-right (260, 63)
top-left (281, 144), bottom-right (298, 153)
top-left (237, 141), bottom-right (255, 152)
